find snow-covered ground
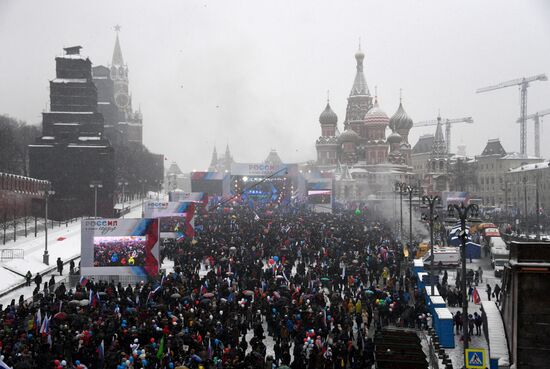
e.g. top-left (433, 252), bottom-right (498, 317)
top-left (440, 255), bottom-right (502, 369)
top-left (0, 199), bottom-right (145, 305)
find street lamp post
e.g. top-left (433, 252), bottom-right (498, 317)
top-left (393, 189), bottom-right (397, 232)
top-left (118, 180), bottom-right (128, 218)
top-left (395, 182), bottom-right (406, 242)
top-left (523, 176), bottom-right (529, 230)
top-left (405, 185), bottom-right (418, 254)
top-left (502, 180), bottom-right (509, 225)
top-left (396, 182), bottom-right (418, 262)
top-left (42, 185), bottom-right (55, 265)
top-left (535, 172), bottom-right (541, 240)
top-left (138, 179), bottom-right (147, 217)
top-left (447, 202), bottom-right (480, 363)
top-left (421, 195), bottom-right (441, 295)
top-left (89, 182), bottom-right (103, 218)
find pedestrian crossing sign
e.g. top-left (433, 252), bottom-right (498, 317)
top-left (465, 348), bottom-right (486, 369)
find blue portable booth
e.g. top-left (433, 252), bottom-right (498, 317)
top-left (434, 307), bottom-right (455, 348)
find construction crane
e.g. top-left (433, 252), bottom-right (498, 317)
top-left (477, 74), bottom-right (548, 156)
top-left (415, 115), bottom-right (474, 154)
top-left (516, 108), bottom-right (550, 158)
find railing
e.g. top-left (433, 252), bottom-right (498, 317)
top-left (0, 248), bottom-right (24, 260)
top-left (0, 216), bottom-right (80, 245)
top-left (68, 273), bottom-right (148, 287)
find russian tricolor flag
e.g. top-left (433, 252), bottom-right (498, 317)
top-left (79, 275), bottom-right (88, 287)
top-left (0, 358), bottom-right (13, 369)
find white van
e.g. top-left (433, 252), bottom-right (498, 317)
top-left (492, 258), bottom-right (507, 277)
top-left (489, 236), bottom-right (508, 250)
top-left (422, 246), bottom-right (460, 267)
top-left (490, 243), bottom-right (509, 278)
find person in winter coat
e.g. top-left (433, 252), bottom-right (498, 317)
top-left (473, 312), bottom-right (483, 335)
top-left (486, 284), bottom-right (492, 301)
top-left (494, 284), bottom-right (501, 303)
top-left (57, 257), bottom-right (63, 275)
top-left (34, 272), bottom-right (42, 288)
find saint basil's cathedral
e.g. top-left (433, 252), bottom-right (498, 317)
top-left (313, 47), bottom-right (414, 201)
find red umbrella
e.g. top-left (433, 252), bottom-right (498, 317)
top-left (54, 312), bottom-right (67, 320)
top-left (242, 290), bottom-right (254, 297)
top-left (203, 292), bottom-right (214, 298)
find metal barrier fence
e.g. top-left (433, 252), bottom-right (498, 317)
top-left (68, 273), bottom-right (151, 287)
top-left (0, 248), bottom-right (24, 260)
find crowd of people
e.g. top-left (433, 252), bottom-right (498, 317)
top-left (94, 237), bottom-right (148, 267)
top-left (0, 204), bottom-right (434, 369)
top-left (160, 218), bottom-right (188, 233)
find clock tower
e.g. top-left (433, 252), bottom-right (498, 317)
top-left (95, 25), bottom-right (143, 146)
top-left (111, 26), bottom-right (131, 113)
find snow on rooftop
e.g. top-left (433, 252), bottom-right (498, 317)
top-left (509, 161), bottom-right (549, 172)
top-left (48, 111), bottom-right (95, 114)
top-left (57, 54), bottom-right (88, 60)
top-left (93, 76), bottom-right (108, 80)
top-left (67, 143), bottom-right (107, 149)
top-left (434, 307), bottom-right (453, 319)
top-left (78, 136), bottom-right (101, 141)
top-left (502, 152), bottom-right (540, 160)
top-left (53, 122), bottom-right (79, 126)
top-left (42, 136), bottom-right (55, 140)
top-left (67, 144), bottom-right (107, 148)
top-left (51, 78), bottom-right (87, 83)
top-left (97, 102), bottom-right (111, 105)
top-left (481, 301), bottom-right (510, 365)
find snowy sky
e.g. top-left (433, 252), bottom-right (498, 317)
top-left (0, 0), bottom-right (549, 172)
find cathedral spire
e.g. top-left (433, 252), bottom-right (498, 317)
top-left (225, 144), bottom-right (231, 160)
top-left (350, 44), bottom-right (369, 96)
top-left (112, 25), bottom-right (124, 66)
top-left (344, 44), bottom-right (373, 130)
top-left (208, 146), bottom-right (218, 171)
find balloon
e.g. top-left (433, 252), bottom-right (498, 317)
top-left (273, 256), bottom-right (279, 262)
top-left (268, 258), bottom-right (275, 265)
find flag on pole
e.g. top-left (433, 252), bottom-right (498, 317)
top-left (0, 358), bottom-right (13, 369)
top-left (473, 287), bottom-right (481, 304)
top-left (156, 335), bottom-right (165, 360)
top-left (79, 275), bottom-right (88, 287)
top-left (98, 339), bottom-right (105, 361)
top-left (35, 309), bottom-right (42, 333)
top-left (40, 314), bottom-right (50, 335)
